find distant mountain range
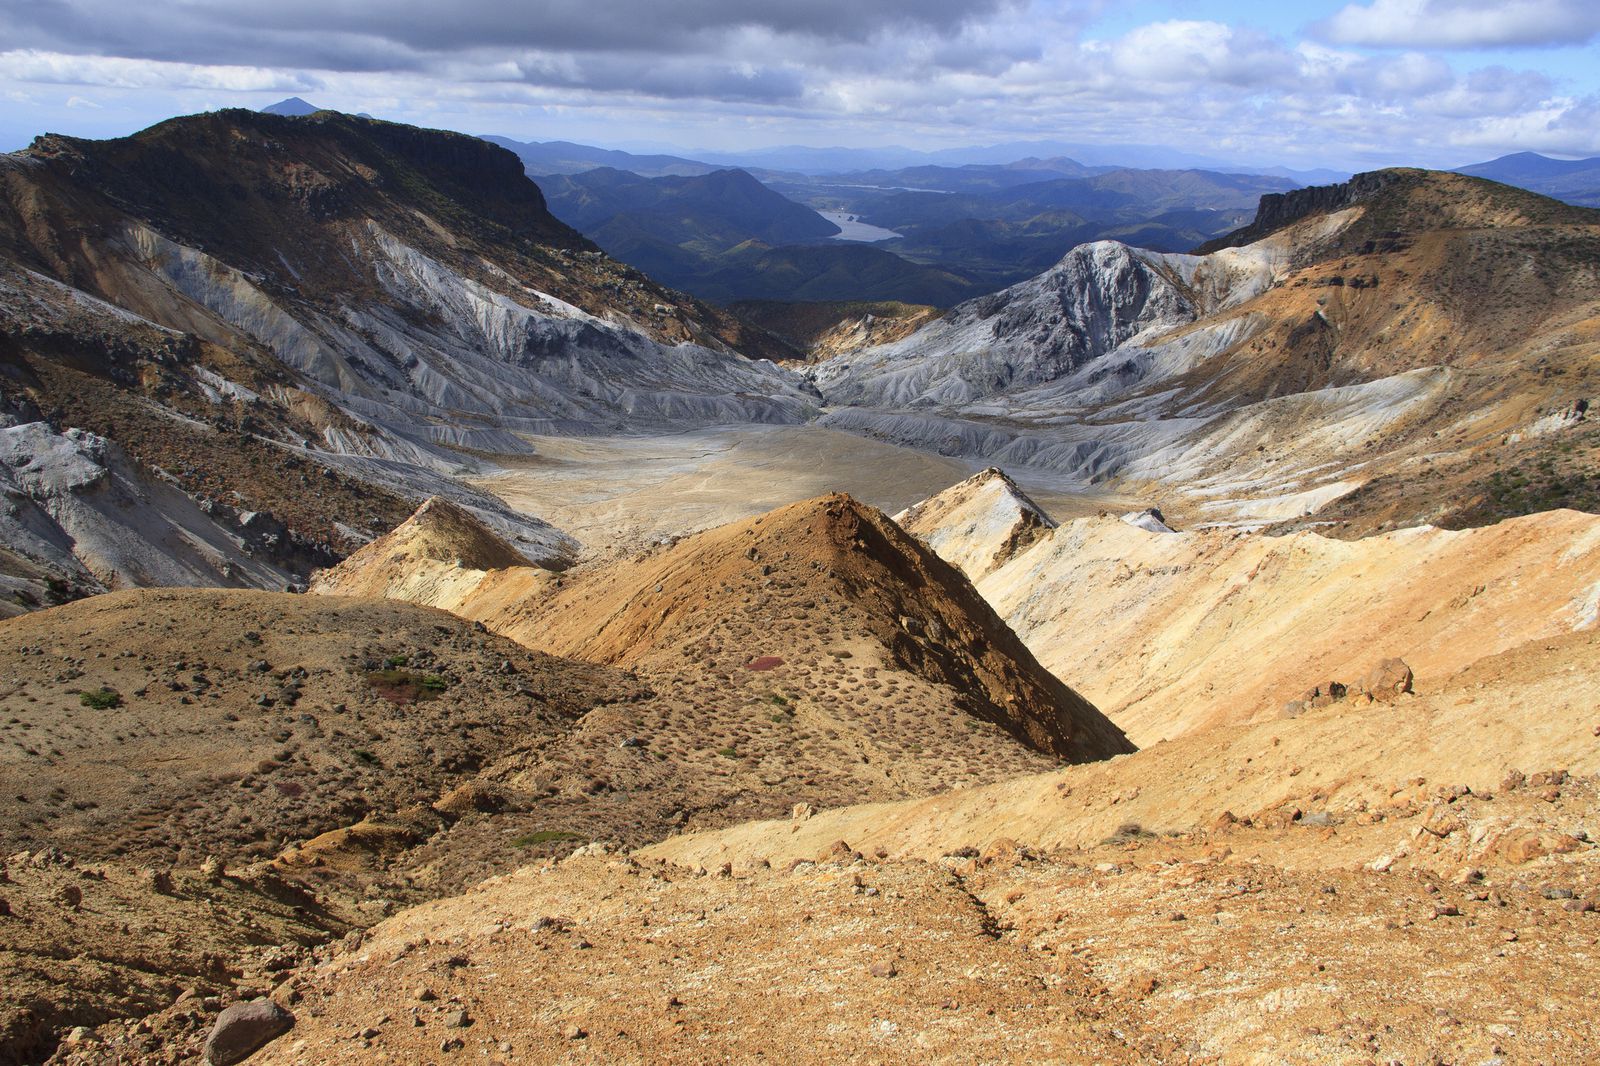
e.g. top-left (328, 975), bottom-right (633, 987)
top-left (483, 134), bottom-right (720, 179)
top-left (1454, 151), bottom-right (1600, 207)
top-left (261, 96), bottom-right (320, 117)
top-left (531, 152), bottom-right (1297, 301)
top-left (256, 102), bottom-right (1595, 310)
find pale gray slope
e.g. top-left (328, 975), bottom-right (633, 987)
top-left (0, 421), bottom-right (293, 614)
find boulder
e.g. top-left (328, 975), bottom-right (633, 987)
top-left (1421, 804), bottom-right (1464, 838)
top-left (203, 999), bottom-right (295, 1065)
top-left (1359, 658), bottom-right (1413, 702)
top-left (815, 840), bottom-right (861, 864)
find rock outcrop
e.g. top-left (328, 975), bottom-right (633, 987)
top-left (1196, 169), bottom-right (1412, 252)
top-left (893, 467), bottom-right (1056, 579)
top-left (809, 241), bottom-right (1198, 408)
top-left (895, 472), bottom-right (1600, 744)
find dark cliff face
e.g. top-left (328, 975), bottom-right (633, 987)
top-left (1197, 170), bottom-right (1416, 253)
top-left (15, 109), bottom-right (594, 282)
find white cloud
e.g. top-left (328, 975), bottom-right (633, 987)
top-left (1107, 21), bottom-right (1297, 87)
top-left (0, 2), bottom-right (1596, 167)
top-left (1317, 0), bottom-right (1600, 49)
top-left (0, 50), bottom-right (321, 93)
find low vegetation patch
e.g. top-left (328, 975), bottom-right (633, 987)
top-left (511, 830), bottom-right (583, 847)
top-left (364, 669), bottom-right (449, 704)
top-left (79, 688), bottom-right (122, 710)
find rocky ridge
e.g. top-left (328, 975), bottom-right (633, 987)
top-left (893, 469), bottom-right (1600, 745)
top-left (318, 492), bottom-right (1133, 765)
top-left (810, 170), bottom-right (1600, 533)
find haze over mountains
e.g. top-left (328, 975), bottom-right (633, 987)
top-left (2, 95), bottom-right (1600, 1066)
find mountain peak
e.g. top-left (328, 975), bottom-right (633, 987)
top-left (1200, 166), bottom-right (1600, 253)
top-left (360, 497), bottom-right (540, 570)
top-left (895, 469), bottom-right (1055, 580)
top-left (261, 96), bottom-right (321, 117)
top-left (309, 496), bottom-right (574, 606)
top-left (505, 492), bottom-right (1132, 763)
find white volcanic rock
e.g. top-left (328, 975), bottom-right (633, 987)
top-left (0, 422), bottom-right (293, 605)
top-left (893, 467), bottom-right (1056, 580)
top-left (810, 242), bottom-right (1199, 408)
top-left (806, 215), bottom-right (1455, 528)
top-left (1121, 509), bottom-right (1175, 534)
top-left (121, 219), bottom-right (818, 440)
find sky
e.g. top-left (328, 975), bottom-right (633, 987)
top-left (1, 0), bottom-right (1598, 170)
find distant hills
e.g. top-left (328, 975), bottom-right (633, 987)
top-left (483, 134), bottom-right (719, 178)
top-left (1455, 151), bottom-right (1600, 207)
top-left (248, 102), bottom-right (1316, 307)
top-left (516, 134), bottom-right (1303, 304)
top-left (261, 96), bottom-right (320, 116)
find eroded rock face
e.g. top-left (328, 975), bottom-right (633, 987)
top-left (1199, 170), bottom-right (1410, 252)
top-left (0, 421), bottom-right (294, 610)
top-left (810, 242), bottom-right (1197, 408)
top-left (203, 999), bottom-right (294, 1065)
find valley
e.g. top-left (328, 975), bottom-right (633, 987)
top-left (1, 100), bottom-right (1598, 1066)
top-left (465, 424), bottom-right (1138, 559)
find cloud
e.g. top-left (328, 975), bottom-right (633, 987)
top-left (1316, 0), bottom-right (1600, 49)
top-left (1107, 21), bottom-right (1299, 87)
top-left (0, 0), bottom-right (1031, 66)
top-left (0, 1), bottom-right (1596, 167)
top-left (0, 51), bottom-right (322, 93)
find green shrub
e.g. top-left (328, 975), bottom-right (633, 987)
top-left (716, 746), bottom-right (740, 759)
top-left (80, 688), bottom-right (122, 710)
top-left (365, 669), bottom-right (448, 704)
top-left (511, 830), bottom-right (582, 847)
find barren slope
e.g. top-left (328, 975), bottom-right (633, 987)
top-left (895, 472), bottom-right (1600, 744)
top-left (319, 492), bottom-right (1133, 765)
top-left (142, 629), bottom-right (1600, 1066)
top-left (0, 588), bottom-right (649, 1059)
top-left (627, 631), bottom-right (1600, 1063)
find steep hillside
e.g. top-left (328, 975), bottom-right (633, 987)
top-left (814, 169), bottom-right (1600, 531)
top-left (653, 629), bottom-right (1600, 866)
top-left (2, 109), bottom-right (811, 427)
top-left (320, 493), bottom-right (1132, 765)
top-left (894, 471), bottom-right (1600, 744)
